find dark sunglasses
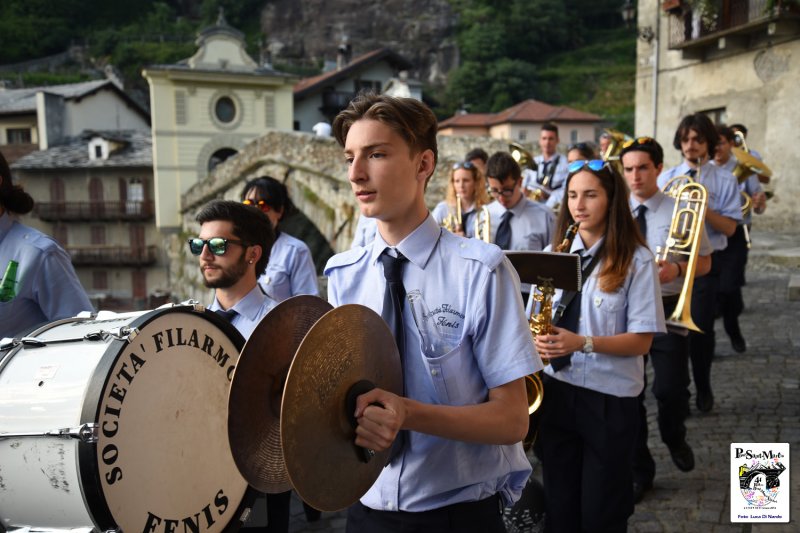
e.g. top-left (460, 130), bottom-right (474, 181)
top-left (452, 160), bottom-right (476, 170)
top-left (622, 137), bottom-right (655, 150)
top-left (187, 237), bottom-right (249, 256)
top-left (242, 199), bottom-right (271, 212)
top-left (567, 159), bottom-right (608, 174)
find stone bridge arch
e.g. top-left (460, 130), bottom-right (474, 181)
top-left (172, 130), bottom-right (508, 301)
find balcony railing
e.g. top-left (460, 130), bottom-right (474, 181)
top-left (68, 245), bottom-right (158, 266)
top-left (36, 201), bottom-right (154, 222)
top-left (668, 0), bottom-right (799, 49)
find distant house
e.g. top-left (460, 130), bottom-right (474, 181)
top-left (438, 99), bottom-right (603, 145)
top-left (12, 130), bottom-right (167, 310)
top-left (142, 12), bottom-right (297, 230)
top-left (293, 47), bottom-right (416, 133)
top-left (0, 79), bottom-right (150, 164)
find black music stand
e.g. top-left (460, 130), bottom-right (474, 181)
top-left (505, 251), bottom-right (581, 292)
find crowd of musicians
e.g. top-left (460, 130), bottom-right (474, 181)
top-left (0, 94), bottom-right (771, 532)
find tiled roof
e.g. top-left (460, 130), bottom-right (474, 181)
top-left (439, 99), bottom-right (601, 129)
top-left (0, 80), bottom-right (130, 114)
top-left (294, 48), bottom-right (413, 98)
top-left (11, 130), bottom-right (152, 170)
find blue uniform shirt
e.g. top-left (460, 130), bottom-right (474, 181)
top-left (325, 214), bottom-right (540, 512)
top-left (350, 215), bottom-right (378, 249)
top-left (630, 190), bottom-right (713, 297)
top-left (523, 153), bottom-right (569, 192)
top-left (431, 200), bottom-right (478, 238)
top-left (0, 213), bottom-right (93, 337)
top-left (486, 198), bottom-right (554, 252)
top-left (658, 161), bottom-right (742, 251)
top-left (543, 235), bottom-right (666, 397)
top-left (258, 232), bottom-right (318, 302)
top-left (209, 284), bottom-right (277, 339)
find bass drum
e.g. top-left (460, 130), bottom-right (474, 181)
top-left (0, 305), bottom-right (255, 532)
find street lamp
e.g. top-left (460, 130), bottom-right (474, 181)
top-left (620, 0), bottom-right (636, 28)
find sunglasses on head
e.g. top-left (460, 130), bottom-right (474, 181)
top-left (452, 160), bottom-right (475, 170)
top-left (187, 237), bottom-right (249, 256)
top-left (567, 159), bottom-right (608, 174)
top-left (622, 137), bottom-right (656, 150)
top-left (242, 199), bottom-right (271, 212)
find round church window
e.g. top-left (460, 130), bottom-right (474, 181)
top-left (215, 96), bottom-right (236, 123)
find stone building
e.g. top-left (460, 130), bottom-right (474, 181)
top-left (634, 0), bottom-right (800, 226)
top-left (12, 130), bottom-right (167, 309)
top-left (142, 13), bottom-right (297, 231)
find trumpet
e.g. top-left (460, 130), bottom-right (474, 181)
top-left (473, 205), bottom-right (491, 243)
top-left (655, 181), bottom-right (708, 332)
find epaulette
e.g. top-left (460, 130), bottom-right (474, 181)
top-left (323, 246), bottom-right (369, 275)
top-left (451, 235), bottom-right (504, 271)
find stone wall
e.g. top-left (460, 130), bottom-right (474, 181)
top-left (170, 129), bottom-right (509, 302)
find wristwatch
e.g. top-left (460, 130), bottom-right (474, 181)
top-left (582, 336), bottom-right (594, 353)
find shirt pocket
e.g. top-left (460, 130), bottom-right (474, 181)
top-left (591, 290), bottom-right (627, 336)
top-left (262, 265), bottom-right (291, 300)
top-left (419, 341), bottom-right (485, 406)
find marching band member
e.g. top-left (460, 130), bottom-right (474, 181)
top-left (522, 123), bottom-right (569, 200)
top-left (657, 114), bottom-right (742, 413)
top-left (0, 152), bottom-right (92, 337)
top-left (327, 93), bottom-right (540, 532)
top-left (621, 138), bottom-right (712, 503)
top-left (712, 125), bottom-right (766, 353)
top-left (465, 147), bottom-right (489, 176)
top-left (534, 159), bottom-right (666, 532)
top-left (431, 160), bottom-right (490, 238)
top-left (241, 177), bottom-right (319, 301)
top-left (545, 142), bottom-right (599, 212)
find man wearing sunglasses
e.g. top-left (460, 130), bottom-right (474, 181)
top-left (189, 200), bottom-right (276, 338)
top-left (621, 138), bottom-right (713, 504)
top-left (657, 114), bottom-right (741, 415)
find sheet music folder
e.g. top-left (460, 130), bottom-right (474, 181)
top-left (504, 251), bottom-right (581, 292)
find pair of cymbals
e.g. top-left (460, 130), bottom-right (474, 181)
top-left (227, 295), bottom-right (402, 511)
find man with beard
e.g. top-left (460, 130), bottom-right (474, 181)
top-left (190, 199), bottom-right (276, 338)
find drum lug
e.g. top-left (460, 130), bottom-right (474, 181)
top-left (56, 423), bottom-right (99, 443)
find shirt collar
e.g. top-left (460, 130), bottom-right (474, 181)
top-left (629, 190), bottom-right (666, 213)
top-left (570, 232), bottom-right (605, 257)
top-left (210, 284), bottom-right (269, 321)
top-left (369, 213), bottom-right (441, 270)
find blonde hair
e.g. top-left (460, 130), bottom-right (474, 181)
top-left (445, 163), bottom-right (490, 209)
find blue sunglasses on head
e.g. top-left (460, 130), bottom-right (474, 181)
top-left (567, 159), bottom-right (607, 174)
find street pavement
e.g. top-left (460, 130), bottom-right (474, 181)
top-left (281, 228), bottom-right (799, 532)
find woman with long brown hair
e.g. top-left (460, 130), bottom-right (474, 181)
top-left (533, 160), bottom-right (665, 532)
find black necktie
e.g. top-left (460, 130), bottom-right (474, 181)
top-left (495, 211), bottom-right (513, 250)
top-left (687, 168), bottom-right (697, 178)
top-left (551, 251), bottom-right (588, 372)
top-left (636, 205), bottom-right (648, 240)
top-left (214, 308), bottom-right (238, 323)
top-left (380, 249), bottom-right (408, 462)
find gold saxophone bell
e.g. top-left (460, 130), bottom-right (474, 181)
top-left (655, 181), bottom-right (708, 332)
top-left (601, 128), bottom-right (629, 176)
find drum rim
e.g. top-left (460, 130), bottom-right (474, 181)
top-left (74, 305), bottom-right (256, 532)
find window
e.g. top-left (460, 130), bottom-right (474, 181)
top-left (95, 145), bottom-right (103, 158)
top-left (91, 226), bottom-right (106, 245)
top-left (570, 130), bottom-right (578, 143)
top-left (208, 148), bottom-right (237, 172)
top-left (92, 271), bottom-right (108, 290)
top-left (7, 128), bottom-right (32, 144)
top-left (518, 130), bottom-right (527, 141)
top-left (701, 107), bottom-right (727, 125)
top-left (214, 96), bottom-right (236, 123)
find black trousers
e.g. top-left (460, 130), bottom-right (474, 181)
top-left (539, 376), bottom-right (638, 533)
top-left (633, 296), bottom-right (690, 484)
top-left (345, 496), bottom-right (505, 533)
top-left (264, 491), bottom-right (291, 533)
top-left (688, 250), bottom-right (724, 394)
top-left (717, 225), bottom-right (748, 340)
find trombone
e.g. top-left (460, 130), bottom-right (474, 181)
top-left (655, 181), bottom-right (708, 332)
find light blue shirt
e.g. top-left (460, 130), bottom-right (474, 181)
top-left (350, 215), bottom-right (378, 249)
top-left (258, 231), bottom-right (318, 302)
top-left (431, 200), bottom-right (479, 238)
top-left (712, 157), bottom-right (763, 225)
top-left (522, 153), bottom-right (569, 192)
top-left (629, 190), bottom-right (713, 297)
top-left (0, 213), bottom-right (93, 338)
top-left (658, 160), bottom-right (742, 251)
top-left (209, 284), bottom-right (276, 339)
top-left (486, 198), bottom-right (554, 253)
top-left (543, 235), bottom-right (666, 397)
top-left (325, 214), bottom-right (540, 512)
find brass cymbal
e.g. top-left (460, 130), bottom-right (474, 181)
top-left (228, 295), bottom-right (333, 493)
top-left (731, 147), bottom-right (773, 179)
top-left (281, 304), bottom-right (402, 512)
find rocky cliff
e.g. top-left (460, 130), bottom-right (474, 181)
top-left (260, 0), bottom-right (459, 85)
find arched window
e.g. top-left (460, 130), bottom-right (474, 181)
top-left (208, 148), bottom-right (238, 172)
